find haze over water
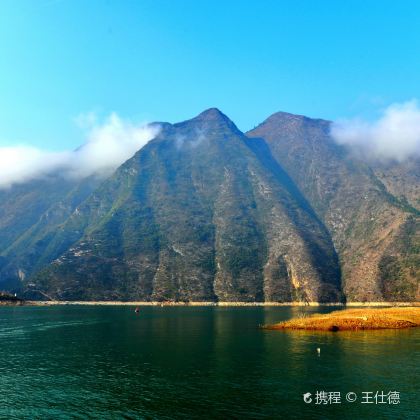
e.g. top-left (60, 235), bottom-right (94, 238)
top-left (0, 306), bottom-right (418, 419)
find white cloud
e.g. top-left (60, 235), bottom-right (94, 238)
top-left (0, 113), bottom-right (160, 189)
top-left (330, 100), bottom-right (420, 162)
top-left (0, 146), bottom-right (71, 188)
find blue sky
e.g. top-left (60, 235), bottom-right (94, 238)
top-left (0, 0), bottom-right (419, 150)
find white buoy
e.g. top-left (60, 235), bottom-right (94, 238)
top-left (317, 347), bottom-right (321, 355)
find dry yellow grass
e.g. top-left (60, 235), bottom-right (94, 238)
top-left (266, 307), bottom-right (420, 331)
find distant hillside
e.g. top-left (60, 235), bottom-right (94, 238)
top-left (0, 108), bottom-right (418, 302)
top-left (0, 176), bottom-right (100, 289)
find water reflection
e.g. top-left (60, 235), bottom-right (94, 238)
top-left (0, 305), bottom-right (417, 419)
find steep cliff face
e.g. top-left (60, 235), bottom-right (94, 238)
top-left (247, 112), bottom-right (419, 301)
top-left (27, 109), bottom-right (341, 302)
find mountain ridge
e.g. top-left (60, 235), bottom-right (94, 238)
top-left (0, 108), bottom-right (417, 302)
top-left (247, 111), bottom-right (419, 301)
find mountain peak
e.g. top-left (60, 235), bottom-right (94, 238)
top-left (247, 111), bottom-right (330, 137)
top-left (265, 111), bottom-right (330, 125)
top-left (174, 108), bottom-right (241, 135)
top-left (196, 107), bottom-right (228, 121)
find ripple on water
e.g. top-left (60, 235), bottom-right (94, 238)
top-left (0, 306), bottom-right (418, 419)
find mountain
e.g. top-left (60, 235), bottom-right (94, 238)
top-left (247, 112), bottom-right (419, 301)
top-left (0, 108), bottom-right (417, 302)
top-left (0, 177), bottom-right (75, 253)
top-left (0, 176), bottom-right (100, 290)
top-left (16, 109), bottom-right (341, 302)
top-left (370, 158), bottom-right (420, 211)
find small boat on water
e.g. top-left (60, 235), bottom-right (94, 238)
top-left (134, 307), bottom-right (140, 313)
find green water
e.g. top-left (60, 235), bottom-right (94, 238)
top-left (0, 306), bottom-right (418, 419)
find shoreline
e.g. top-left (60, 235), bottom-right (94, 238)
top-left (25, 301), bottom-right (420, 307)
top-left (265, 307), bottom-right (420, 331)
